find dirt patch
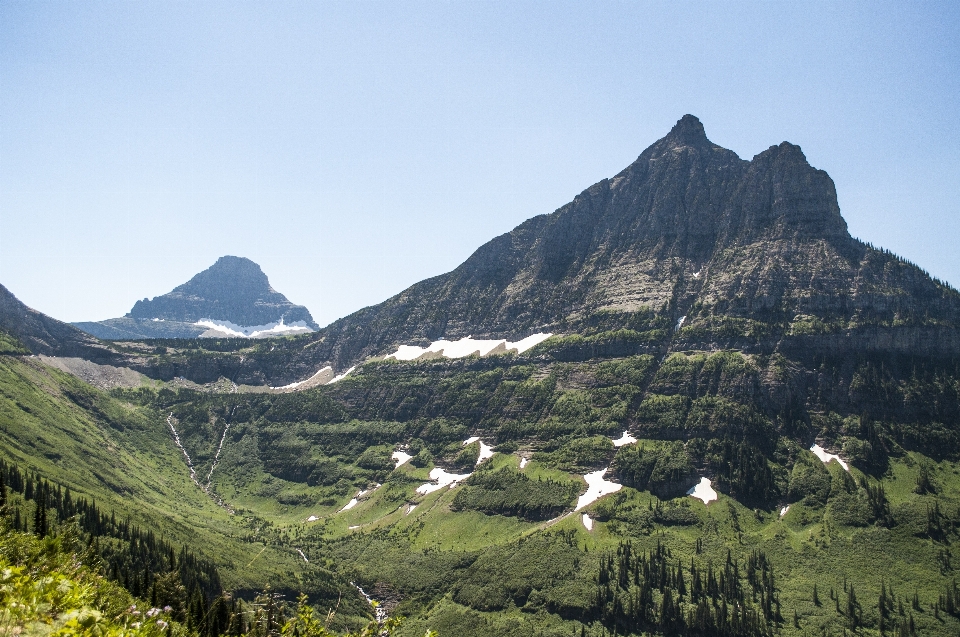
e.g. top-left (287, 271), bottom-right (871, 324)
top-left (39, 356), bottom-right (145, 390)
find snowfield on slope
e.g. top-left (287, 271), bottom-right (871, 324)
top-left (576, 469), bottom-right (622, 511)
top-left (384, 333), bottom-right (552, 361)
top-left (810, 443), bottom-right (849, 471)
top-left (271, 366), bottom-right (333, 390)
top-left (687, 477), bottom-right (717, 504)
top-left (194, 317), bottom-right (314, 338)
top-left (416, 467), bottom-right (472, 495)
top-left (414, 436), bottom-right (494, 494)
top-left (392, 450), bottom-right (413, 467)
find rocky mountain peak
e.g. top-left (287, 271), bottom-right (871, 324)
top-left (294, 115), bottom-right (959, 369)
top-left (125, 256), bottom-right (318, 329)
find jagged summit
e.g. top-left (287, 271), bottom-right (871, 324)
top-left (7, 115), bottom-right (956, 386)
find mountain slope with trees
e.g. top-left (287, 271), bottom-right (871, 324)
top-left (2, 115), bottom-right (960, 636)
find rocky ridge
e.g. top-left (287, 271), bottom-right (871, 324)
top-left (292, 115), bottom-right (960, 372)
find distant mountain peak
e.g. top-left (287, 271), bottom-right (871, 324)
top-left (93, 256), bottom-right (321, 335)
top-left (182, 256), bottom-right (273, 294)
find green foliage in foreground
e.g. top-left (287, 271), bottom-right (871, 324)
top-left (0, 520), bottom-right (191, 636)
top-left (0, 520), bottom-right (434, 637)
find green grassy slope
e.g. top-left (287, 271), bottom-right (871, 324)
top-left (106, 342), bottom-right (959, 636)
top-left (0, 355), bottom-right (374, 626)
top-left (4, 333), bottom-right (960, 635)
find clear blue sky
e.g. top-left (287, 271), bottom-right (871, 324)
top-left (2, 1), bottom-right (958, 326)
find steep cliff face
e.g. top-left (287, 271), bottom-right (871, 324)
top-left (300, 115), bottom-right (958, 369)
top-left (127, 256), bottom-right (318, 328)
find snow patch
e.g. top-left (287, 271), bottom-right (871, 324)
top-left (306, 515), bottom-right (319, 522)
top-left (392, 450), bottom-right (413, 467)
top-left (272, 366), bottom-right (332, 390)
top-left (327, 366), bottom-right (356, 385)
top-left (384, 333), bottom-right (553, 361)
top-left (296, 548), bottom-right (308, 563)
top-left (416, 467), bottom-right (472, 495)
top-left (461, 437), bottom-right (494, 465)
top-left (194, 317), bottom-right (314, 339)
top-left (612, 430), bottom-right (637, 447)
top-left (406, 504), bottom-right (417, 515)
top-left (408, 437), bottom-right (493, 497)
top-left (810, 444), bottom-right (849, 471)
top-left (338, 484), bottom-right (379, 512)
top-left (780, 505), bottom-right (790, 518)
top-left (349, 525), bottom-right (360, 530)
top-left (576, 468), bottom-right (622, 511)
top-left (519, 457), bottom-right (528, 469)
top-left (582, 513), bottom-right (594, 531)
top-left (509, 333), bottom-right (554, 353)
top-left (675, 316), bottom-right (687, 331)
top-left (687, 477), bottom-right (717, 505)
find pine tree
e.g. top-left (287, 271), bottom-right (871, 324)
top-left (33, 499), bottom-right (42, 537)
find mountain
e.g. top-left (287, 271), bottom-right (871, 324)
top-left (4, 115), bottom-right (960, 637)
top-left (52, 115), bottom-right (958, 387)
top-left (279, 114), bottom-right (960, 372)
top-left (73, 256), bottom-right (319, 339)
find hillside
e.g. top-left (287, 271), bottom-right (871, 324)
top-left (0, 283), bottom-right (121, 363)
top-left (2, 115), bottom-right (960, 636)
